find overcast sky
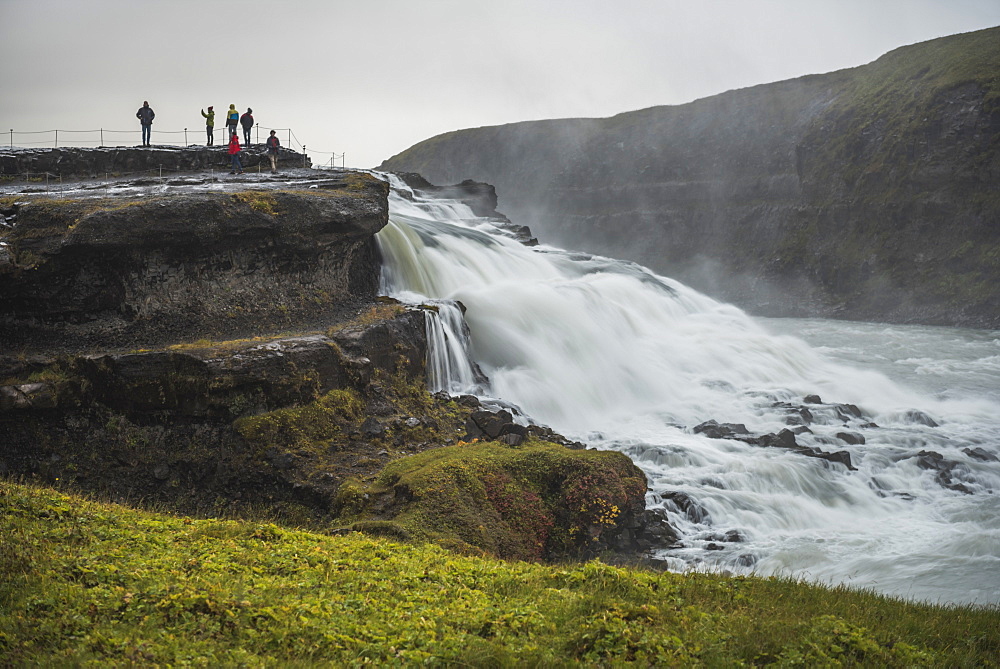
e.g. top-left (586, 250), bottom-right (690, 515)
top-left (2, 0), bottom-right (998, 168)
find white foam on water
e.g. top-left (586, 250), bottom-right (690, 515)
top-left (376, 173), bottom-right (1000, 605)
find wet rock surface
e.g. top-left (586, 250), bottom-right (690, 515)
top-left (0, 144), bottom-right (309, 179)
top-left (693, 418), bottom-right (857, 470)
top-left (393, 172), bottom-right (538, 245)
top-left (1, 162), bottom-right (389, 351)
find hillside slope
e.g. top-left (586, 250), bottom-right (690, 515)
top-left (3, 481), bottom-right (998, 666)
top-left (381, 27), bottom-right (1000, 327)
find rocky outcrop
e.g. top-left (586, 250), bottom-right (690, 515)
top-left (0, 160), bottom-right (667, 564)
top-left (0, 170), bottom-right (389, 349)
top-left (393, 172), bottom-right (538, 245)
top-left (0, 305), bottom-right (451, 523)
top-left (380, 27), bottom-right (1000, 328)
top-left (0, 145), bottom-right (309, 179)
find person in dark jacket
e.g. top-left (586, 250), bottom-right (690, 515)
top-left (226, 104), bottom-right (239, 138)
top-left (136, 101), bottom-right (155, 146)
top-left (240, 108), bottom-right (254, 146)
top-left (201, 106), bottom-right (215, 145)
top-left (265, 129), bottom-right (280, 173)
top-left (228, 133), bottom-right (244, 174)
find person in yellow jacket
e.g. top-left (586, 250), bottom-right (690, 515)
top-left (225, 104), bottom-right (239, 138)
top-left (201, 106), bottom-right (215, 146)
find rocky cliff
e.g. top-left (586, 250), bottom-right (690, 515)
top-left (1, 171), bottom-right (386, 350)
top-left (380, 27), bottom-right (1000, 328)
top-left (0, 154), bottom-right (659, 561)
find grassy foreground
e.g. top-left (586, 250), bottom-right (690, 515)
top-left (2, 481), bottom-right (997, 667)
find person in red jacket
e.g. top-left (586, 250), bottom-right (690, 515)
top-left (228, 133), bottom-right (244, 174)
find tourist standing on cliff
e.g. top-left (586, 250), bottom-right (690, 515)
top-left (136, 101), bottom-right (155, 147)
top-left (228, 133), bottom-right (244, 174)
top-left (240, 108), bottom-right (254, 146)
top-left (201, 106), bottom-right (215, 145)
top-left (226, 104), bottom-right (239, 138)
top-left (266, 130), bottom-right (280, 173)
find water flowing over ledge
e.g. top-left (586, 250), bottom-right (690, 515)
top-left (376, 172), bottom-right (1000, 605)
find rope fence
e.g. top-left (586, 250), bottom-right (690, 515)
top-left (1, 159), bottom-right (319, 192)
top-left (4, 127), bottom-right (347, 168)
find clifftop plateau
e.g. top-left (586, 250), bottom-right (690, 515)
top-left (381, 27), bottom-right (1000, 328)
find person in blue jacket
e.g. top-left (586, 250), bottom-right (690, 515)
top-left (226, 104), bottom-right (239, 138)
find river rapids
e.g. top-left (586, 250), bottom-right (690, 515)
top-left (375, 174), bottom-right (1000, 605)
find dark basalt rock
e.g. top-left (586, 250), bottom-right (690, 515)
top-left (0, 168), bottom-right (390, 351)
top-left (392, 172), bottom-right (538, 245)
top-left (912, 450), bottom-right (973, 494)
top-left (661, 491), bottom-right (712, 524)
top-left (463, 408), bottom-right (584, 450)
top-left (836, 431), bottom-right (866, 445)
top-left (964, 446), bottom-right (999, 463)
top-left (466, 409), bottom-right (513, 439)
top-left (902, 410), bottom-right (940, 427)
top-left (693, 419), bottom-right (750, 439)
top-left (631, 508), bottom-right (681, 550)
top-left (696, 420), bottom-right (857, 470)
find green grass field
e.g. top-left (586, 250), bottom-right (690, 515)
top-left (2, 481), bottom-right (997, 667)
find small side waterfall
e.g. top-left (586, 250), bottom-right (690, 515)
top-left (424, 301), bottom-right (486, 395)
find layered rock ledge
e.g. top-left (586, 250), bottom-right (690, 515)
top-left (1, 168), bottom-right (387, 350)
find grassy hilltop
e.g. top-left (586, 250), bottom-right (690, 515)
top-left (2, 481), bottom-right (998, 666)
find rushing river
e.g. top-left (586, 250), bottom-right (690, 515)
top-left (376, 174), bottom-right (1000, 606)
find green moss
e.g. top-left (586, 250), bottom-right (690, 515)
top-left (234, 389), bottom-right (364, 452)
top-left (804, 26), bottom-right (1000, 202)
top-left (340, 439), bottom-right (646, 562)
top-left (2, 481), bottom-right (997, 666)
top-left (232, 191), bottom-right (279, 215)
top-left (325, 301), bottom-right (406, 335)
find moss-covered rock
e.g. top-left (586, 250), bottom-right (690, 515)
top-left (0, 306), bottom-right (458, 528)
top-left (336, 438), bottom-right (648, 562)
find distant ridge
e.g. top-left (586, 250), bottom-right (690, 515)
top-left (381, 27), bottom-right (1000, 328)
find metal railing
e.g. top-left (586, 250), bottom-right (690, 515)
top-left (4, 127), bottom-right (347, 168)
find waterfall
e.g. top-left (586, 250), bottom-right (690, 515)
top-left (375, 172), bottom-right (1000, 605)
top-left (423, 301), bottom-right (485, 395)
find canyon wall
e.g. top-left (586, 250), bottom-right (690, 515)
top-left (381, 27), bottom-right (1000, 327)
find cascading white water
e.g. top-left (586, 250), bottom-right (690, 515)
top-left (422, 301), bottom-right (484, 395)
top-left (376, 173), bottom-right (1000, 605)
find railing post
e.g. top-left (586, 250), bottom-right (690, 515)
top-left (302, 145), bottom-right (306, 168)
top-left (9, 129), bottom-right (12, 148)
top-left (100, 128), bottom-right (104, 147)
top-left (54, 129), bottom-right (58, 147)
top-left (288, 129), bottom-right (291, 147)
top-left (184, 128), bottom-right (188, 145)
